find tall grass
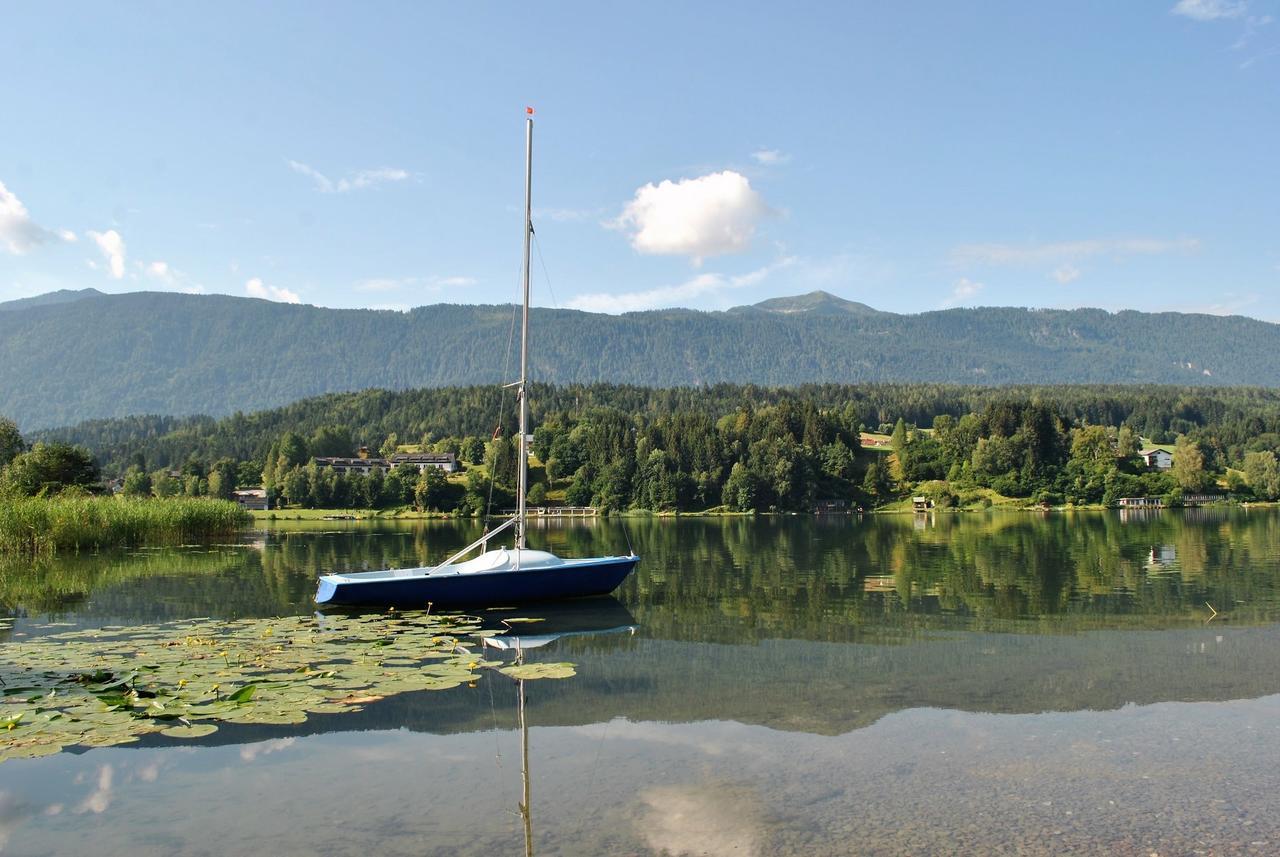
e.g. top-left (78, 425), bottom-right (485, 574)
top-left (0, 495), bottom-right (253, 555)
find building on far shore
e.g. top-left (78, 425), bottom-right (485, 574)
top-left (1138, 447), bottom-right (1173, 470)
top-left (312, 452), bottom-right (459, 475)
top-left (388, 452), bottom-right (458, 473)
top-left (232, 488), bottom-right (269, 511)
top-left (311, 456), bottom-right (386, 476)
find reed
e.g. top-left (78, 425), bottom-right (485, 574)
top-left (0, 495), bottom-right (253, 555)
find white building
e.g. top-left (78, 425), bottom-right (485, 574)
top-left (1139, 448), bottom-right (1173, 470)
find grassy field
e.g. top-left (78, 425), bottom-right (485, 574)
top-left (0, 495), bottom-right (252, 555)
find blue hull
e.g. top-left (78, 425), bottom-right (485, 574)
top-left (315, 556), bottom-right (639, 608)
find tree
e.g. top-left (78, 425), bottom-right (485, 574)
top-left (2, 443), bottom-right (100, 496)
top-left (207, 458), bottom-right (237, 500)
top-left (1171, 436), bottom-right (1209, 491)
top-left (1243, 451), bottom-right (1280, 500)
top-left (277, 432), bottom-right (309, 469)
top-left (236, 460), bottom-right (262, 489)
top-left (280, 466), bottom-right (309, 507)
top-left (0, 417), bottom-right (23, 468)
top-left (565, 468), bottom-right (594, 507)
top-left (722, 462), bottom-right (761, 511)
top-left (526, 481), bottom-right (548, 505)
top-left (379, 433), bottom-right (399, 458)
top-left (861, 458), bottom-right (891, 500)
top-left (1116, 425), bottom-right (1140, 459)
top-left (121, 466), bottom-right (153, 497)
top-left (414, 466), bottom-right (450, 511)
top-left (310, 425), bottom-right (353, 458)
top-left (151, 469), bottom-right (181, 498)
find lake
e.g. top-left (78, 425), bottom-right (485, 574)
top-left (3, 508), bottom-right (1280, 855)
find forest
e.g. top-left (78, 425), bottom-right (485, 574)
top-left (10, 382), bottom-right (1280, 513)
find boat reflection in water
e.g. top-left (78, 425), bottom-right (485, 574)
top-left (480, 602), bottom-right (638, 857)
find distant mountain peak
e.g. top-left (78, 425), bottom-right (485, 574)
top-left (739, 290), bottom-right (888, 316)
top-left (0, 288), bottom-right (105, 313)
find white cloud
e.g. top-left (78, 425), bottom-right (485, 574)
top-left (180, 284), bottom-right (206, 295)
top-left (144, 260), bottom-right (173, 282)
top-left (432, 275), bottom-right (477, 288)
top-left (751, 149), bottom-right (791, 166)
top-left (1172, 0), bottom-right (1247, 20)
top-left (289, 161), bottom-right (410, 193)
top-left (567, 257), bottom-right (795, 314)
top-left (87, 229), bottom-right (126, 278)
top-left (339, 168), bottom-right (409, 192)
top-left (0, 179), bottom-right (73, 254)
top-left (952, 237), bottom-right (1199, 267)
top-left (612, 170), bottom-right (769, 261)
top-left (246, 277), bottom-right (301, 304)
top-left (1052, 264), bottom-right (1081, 284)
top-left (942, 277), bottom-right (984, 308)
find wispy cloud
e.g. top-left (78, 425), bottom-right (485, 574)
top-left (611, 170), bottom-right (769, 263)
top-left (0, 179), bottom-right (75, 255)
top-left (246, 277), bottom-right (301, 304)
top-left (1171, 0), bottom-right (1248, 21)
top-left (750, 149), bottom-right (791, 166)
top-left (567, 257), bottom-right (795, 314)
top-left (941, 277), bottom-right (984, 308)
top-left (86, 229), bottom-right (126, 279)
top-left (1052, 264), bottom-right (1081, 284)
top-left (139, 259), bottom-right (206, 294)
top-left (288, 161), bottom-right (411, 193)
top-left (951, 237), bottom-right (1200, 267)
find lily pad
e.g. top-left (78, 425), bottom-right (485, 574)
top-left (0, 609), bottom-right (576, 762)
top-left (498, 662), bottom-right (578, 680)
top-left (160, 723), bottom-right (219, 738)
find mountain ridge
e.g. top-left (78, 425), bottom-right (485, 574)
top-left (1, 288), bottom-right (1275, 430)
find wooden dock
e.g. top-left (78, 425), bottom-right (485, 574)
top-left (503, 506), bottom-right (598, 518)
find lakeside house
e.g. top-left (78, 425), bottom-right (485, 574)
top-left (311, 452), bottom-right (458, 475)
top-left (912, 496), bottom-right (933, 511)
top-left (232, 488), bottom-right (269, 511)
top-left (1139, 447), bottom-right (1173, 470)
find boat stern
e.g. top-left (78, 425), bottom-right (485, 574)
top-left (315, 575), bottom-right (340, 604)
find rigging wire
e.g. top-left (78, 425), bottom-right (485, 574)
top-left (484, 267), bottom-right (523, 528)
top-left (531, 230), bottom-right (560, 310)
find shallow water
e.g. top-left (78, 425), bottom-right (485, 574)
top-left (3, 508), bottom-right (1280, 855)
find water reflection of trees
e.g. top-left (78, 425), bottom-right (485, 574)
top-left (5, 511), bottom-right (1280, 643)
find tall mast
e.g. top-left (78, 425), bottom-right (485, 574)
top-left (517, 111), bottom-right (533, 550)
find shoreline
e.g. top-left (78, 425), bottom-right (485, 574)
top-left (251, 500), bottom-right (1276, 523)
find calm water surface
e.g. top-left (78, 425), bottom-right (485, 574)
top-left (3, 509), bottom-right (1280, 855)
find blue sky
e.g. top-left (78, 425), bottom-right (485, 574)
top-left (1, 1), bottom-right (1277, 318)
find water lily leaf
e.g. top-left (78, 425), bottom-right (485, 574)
top-left (160, 723), bottom-right (218, 738)
top-left (226, 685), bottom-right (257, 704)
top-left (498, 663), bottom-right (577, 680)
top-left (0, 608), bottom-right (568, 763)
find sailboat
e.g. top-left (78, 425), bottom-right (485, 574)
top-left (315, 111), bottom-right (640, 608)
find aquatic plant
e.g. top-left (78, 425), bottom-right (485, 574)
top-left (0, 495), bottom-right (252, 555)
top-left (0, 610), bottom-right (572, 762)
